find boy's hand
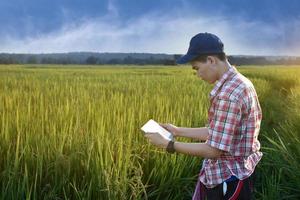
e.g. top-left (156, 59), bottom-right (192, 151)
top-left (159, 123), bottom-right (180, 137)
top-left (144, 132), bottom-right (169, 149)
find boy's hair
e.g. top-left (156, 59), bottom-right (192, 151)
top-left (192, 53), bottom-right (227, 63)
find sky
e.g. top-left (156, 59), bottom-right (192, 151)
top-left (1, 0), bottom-right (300, 56)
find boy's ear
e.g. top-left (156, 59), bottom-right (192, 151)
top-left (206, 56), bottom-right (215, 64)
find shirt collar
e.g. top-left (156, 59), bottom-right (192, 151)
top-left (209, 66), bottom-right (237, 99)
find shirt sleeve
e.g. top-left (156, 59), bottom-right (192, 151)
top-left (206, 97), bottom-right (241, 152)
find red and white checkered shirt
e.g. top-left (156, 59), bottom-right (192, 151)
top-left (199, 66), bottom-right (263, 188)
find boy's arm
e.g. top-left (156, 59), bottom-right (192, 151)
top-left (160, 123), bottom-right (209, 141)
top-left (145, 132), bottom-right (223, 158)
top-left (176, 127), bottom-right (209, 141)
top-left (173, 141), bottom-right (223, 158)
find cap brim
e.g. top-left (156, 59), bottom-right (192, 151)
top-left (176, 54), bottom-right (197, 64)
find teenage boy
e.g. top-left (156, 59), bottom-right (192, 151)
top-left (144, 32), bottom-right (262, 199)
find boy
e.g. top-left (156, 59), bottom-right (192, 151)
top-left (144, 32), bottom-right (262, 199)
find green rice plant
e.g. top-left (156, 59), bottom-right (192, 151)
top-left (0, 65), bottom-right (299, 199)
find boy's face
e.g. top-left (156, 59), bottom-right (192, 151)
top-left (191, 57), bottom-right (219, 84)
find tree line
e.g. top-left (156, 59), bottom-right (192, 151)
top-left (0, 53), bottom-right (299, 65)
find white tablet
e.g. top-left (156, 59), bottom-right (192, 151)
top-left (141, 119), bottom-right (174, 141)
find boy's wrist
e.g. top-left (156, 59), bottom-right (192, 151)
top-left (175, 127), bottom-right (182, 137)
top-left (166, 140), bottom-right (176, 154)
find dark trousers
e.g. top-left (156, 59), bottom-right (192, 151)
top-left (204, 172), bottom-right (256, 200)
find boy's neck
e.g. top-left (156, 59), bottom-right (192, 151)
top-left (217, 60), bottom-right (231, 80)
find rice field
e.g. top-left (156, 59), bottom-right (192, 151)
top-left (0, 64), bottom-right (299, 199)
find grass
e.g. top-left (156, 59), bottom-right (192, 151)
top-left (0, 64), bottom-right (299, 199)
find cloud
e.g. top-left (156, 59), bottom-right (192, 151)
top-left (107, 0), bottom-right (119, 18)
top-left (1, 10), bottom-right (300, 56)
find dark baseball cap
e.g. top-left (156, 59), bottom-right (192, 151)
top-left (176, 32), bottom-right (224, 64)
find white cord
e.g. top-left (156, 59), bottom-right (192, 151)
top-left (223, 181), bottom-right (227, 196)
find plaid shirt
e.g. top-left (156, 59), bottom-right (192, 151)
top-left (199, 66), bottom-right (263, 188)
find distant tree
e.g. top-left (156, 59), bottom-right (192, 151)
top-left (123, 56), bottom-right (134, 64)
top-left (163, 59), bottom-right (176, 65)
top-left (173, 54), bottom-right (181, 64)
top-left (0, 55), bottom-right (18, 64)
top-left (107, 58), bottom-right (122, 64)
top-left (41, 57), bottom-right (57, 64)
top-left (27, 56), bottom-right (38, 64)
top-left (86, 56), bottom-right (98, 64)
